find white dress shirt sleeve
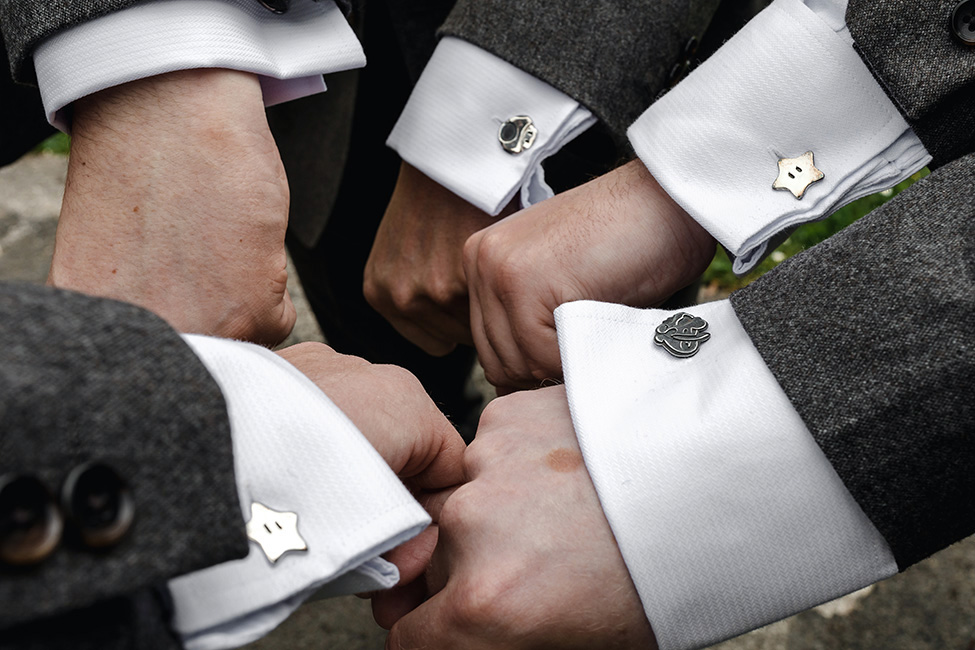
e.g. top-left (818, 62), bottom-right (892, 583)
top-left (555, 299), bottom-right (898, 650)
top-left (32, 0), bottom-right (365, 131)
top-left (627, 0), bottom-right (930, 274)
top-left (387, 37), bottom-right (596, 216)
top-left (169, 335), bottom-right (431, 650)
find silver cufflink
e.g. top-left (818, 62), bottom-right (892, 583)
top-left (498, 116), bottom-right (537, 154)
top-left (654, 312), bottom-right (711, 358)
top-left (246, 501), bottom-right (308, 564)
top-left (773, 151), bottom-right (824, 199)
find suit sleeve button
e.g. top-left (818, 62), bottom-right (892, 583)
top-left (0, 475), bottom-right (63, 566)
top-left (952, 0), bottom-right (975, 45)
top-left (257, 0), bottom-right (289, 13)
top-left (61, 463), bottom-right (134, 549)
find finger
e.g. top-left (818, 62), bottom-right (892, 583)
top-left (401, 412), bottom-right (468, 491)
top-left (416, 485), bottom-right (462, 522)
top-left (478, 285), bottom-right (535, 389)
top-left (506, 308), bottom-right (562, 385)
top-left (382, 524), bottom-right (439, 587)
top-left (372, 575), bottom-right (430, 630)
top-left (467, 263), bottom-right (506, 389)
top-left (385, 586), bottom-right (474, 650)
top-left (385, 312), bottom-right (459, 357)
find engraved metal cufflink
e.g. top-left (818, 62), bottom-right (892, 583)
top-left (773, 151), bottom-right (824, 199)
top-left (498, 116), bottom-right (537, 154)
top-left (246, 502), bottom-right (308, 564)
top-left (654, 312), bottom-right (711, 358)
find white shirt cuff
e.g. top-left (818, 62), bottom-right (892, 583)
top-left (169, 335), bottom-right (430, 650)
top-left (33, 0), bottom-right (366, 131)
top-left (627, 0), bottom-right (930, 274)
top-left (387, 37), bottom-right (596, 216)
top-left (555, 299), bottom-right (898, 650)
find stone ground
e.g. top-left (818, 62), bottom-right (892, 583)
top-left (2, 152), bottom-right (973, 650)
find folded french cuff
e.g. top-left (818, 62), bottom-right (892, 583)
top-left (33, 0), bottom-right (365, 131)
top-left (555, 300), bottom-right (897, 650)
top-left (627, 0), bottom-right (930, 275)
top-left (387, 37), bottom-right (595, 216)
top-left (171, 336), bottom-right (430, 650)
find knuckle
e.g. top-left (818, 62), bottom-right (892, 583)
top-left (388, 284), bottom-right (420, 314)
top-left (437, 486), bottom-right (474, 531)
top-left (374, 363), bottom-right (425, 394)
top-left (462, 232), bottom-right (482, 272)
top-left (451, 575), bottom-right (516, 631)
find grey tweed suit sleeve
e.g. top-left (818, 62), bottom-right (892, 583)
top-left (0, 0), bottom-right (143, 83)
top-left (848, 0), bottom-right (975, 168)
top-left (0, 284), bottom-right (248, 648)
top-left (439, 0), bottom-right (722, 136)
top-left (730, 152), bottom-right (975, 571)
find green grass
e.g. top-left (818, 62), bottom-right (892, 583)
top-left (34, 132), bottom-right (71, 155)
top-left (701, 168), bottom-right (930, 293)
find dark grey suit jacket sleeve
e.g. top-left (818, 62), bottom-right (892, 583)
top-left (730, 152), bottom-right (975, 572)
top-left (0, 284), bottom-right (248, 649)
top-left (439, 0), bottom-right (722, 136)
top-left (1, 0), bottom-right (724, 141)
top-left (847, 0), bottom-right (975, 168)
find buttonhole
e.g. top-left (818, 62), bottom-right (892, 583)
top-left (788, 172), bottom-right (795, 179)
top-left (276, 522), bottom-right (283, 529)
top-left (795, 166), bottom-right (802, 172)
top-left (264, 523), bottom-right (272, 534)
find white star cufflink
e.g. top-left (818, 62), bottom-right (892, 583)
top-left (245, 502), bottom-right (308, 564)
top-left (773, 151), bottom-right (824, 199)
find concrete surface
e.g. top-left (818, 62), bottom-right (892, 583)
top-left (2, 152), bottom-right (972, 650)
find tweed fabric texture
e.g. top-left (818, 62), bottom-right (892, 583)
top-left (440, 0), bottom-right (722, 137)
top-left (848, 0), bottom-right (975, 166)
top-left (731, 153), bottom-right (975, 569)
top-left (0, 0), bottom-right (355, 83)
top-left (2, 589), bottom-right (181, 650)
top-left (0, 284), bottom-right (248, 630)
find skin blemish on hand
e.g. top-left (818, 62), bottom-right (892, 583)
top-left (132, 206), bottom-right (139, 213)
top-left (547, 448), bottom-right (584, 473)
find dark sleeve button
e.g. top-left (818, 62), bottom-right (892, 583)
top-left (0, 475), bottom-right (63, 566)
top-left (952, 0), bottom-right (975, 45)
top-left (258, 0), bottom-right (290, 14)
top-left (61, 463), bottom-right (134, 549)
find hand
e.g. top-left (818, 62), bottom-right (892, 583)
top-left (463, 160), bottom-right (715, 389)
top-left (363, 162), bottom-right (506, 356)
top-left (51, 69), bottom-right (295, 346)
top-left (276, 342), bottom-right (466, 584)
top-left (377, 386), bottom-right (657, 649)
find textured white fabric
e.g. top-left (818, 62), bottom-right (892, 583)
top-left (171, 336), bottom-right (430, 650)
top-left (387, 37), bottom-right (596, 216)
top-left (34, 0), bottom-right (365, 130)
top-left (628, 0), bottom-right (930, 274)
top-left (555, 300), bottom-right (898, 650)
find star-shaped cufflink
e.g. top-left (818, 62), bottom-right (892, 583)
top-left (773, 151), bottom-right (824, 199)
top-left (245, 502), bottom-right (308, 564)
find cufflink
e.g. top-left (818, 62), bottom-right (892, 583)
top-left (773, 151), bottom-right (824, 199)
top-left (246, 502), bottom-right (308, 564)
top-left (499, 116), bottom-right (538, 154)
top-left (653, 312), bottom-right (710, 358)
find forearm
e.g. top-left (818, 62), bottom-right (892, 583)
top-left (52, 67), bottom-right (295, 343)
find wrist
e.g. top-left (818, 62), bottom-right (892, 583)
top-left (72, 68), bottom-right (267, 146)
